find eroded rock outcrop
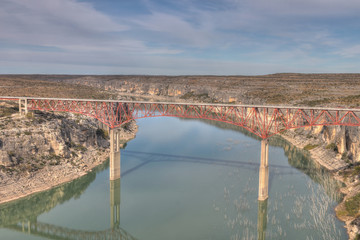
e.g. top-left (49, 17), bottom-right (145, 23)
top-left (0, 107), bottom-right (137, 204)
top-left (0, 112), bottom-right (109, 172)
top-left (302, 125), bottom-right (360, 164)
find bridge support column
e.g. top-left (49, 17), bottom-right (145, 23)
top-left (19, 98), bottom-right (28, 115)
top-left (257, 199), bottom-right (268, 240)
top-left (258, 139), bottom-right (269, 201)
top-left (110, 128), bottom-right (121, 180)
top-left (110, 178), bottom-right (121, 229)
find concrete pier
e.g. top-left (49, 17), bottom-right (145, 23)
top-left (110, 178), bottom-right (121, 229)
top-left (19, 98), bottom-right (28, 115)
top-left (258, 139), bottom-right (269, 201)
top-left (109, 128), bottom-right (121, 228)
top-left (110, 128), bottom-right (121, 180)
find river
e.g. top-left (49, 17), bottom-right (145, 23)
top-left (0, 117), bottom-right (348, 239)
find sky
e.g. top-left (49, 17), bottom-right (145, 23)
top-left (0, 0), bottom-right (360, 75)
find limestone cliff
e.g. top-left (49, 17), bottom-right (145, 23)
top-left (46, 75), bottom-right (247, 103)
top-left (0, 103), bottom-right (137, 204)
top-left (0, 111), bottom-right (110, 172)
top-left (295, 125), bottom-right (360, 164)
top-left (29, 73), bottom-right (360, 106)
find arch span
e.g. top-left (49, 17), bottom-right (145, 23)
top-left (3, 97), bottom-right (360, 139)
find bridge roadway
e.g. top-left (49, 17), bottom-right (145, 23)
top-left (2, 97), bottom-right (358, 200)
top-left (2, 96), bottom-right (360, 139)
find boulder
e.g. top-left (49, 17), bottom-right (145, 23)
top-left (0, 150), bottom-right (13, 167)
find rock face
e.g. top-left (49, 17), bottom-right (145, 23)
top-left (49, 75), bottom-right (247, 103)
top-left (0, 108), bottom-right (137, 205)
top-left (0, 150), bottom-right (13, 167)
top-left (0, 111), bottom-right (135, 174)
top-left (308, 125), bottom-right (360, 163)
top-left (0, 112), bottom-right (101, 172)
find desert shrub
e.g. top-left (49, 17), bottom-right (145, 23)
top-left (345, 193), bottom-right (360, 217)
top-left (326, 143), bottom-right (338, 153)
top-left (96, 128), bottom-right (109, 139)
top-left (303, 144), bottom-right (318, 151)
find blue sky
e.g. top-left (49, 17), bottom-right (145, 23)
top-left (1, 0), bottom-right (360, 75)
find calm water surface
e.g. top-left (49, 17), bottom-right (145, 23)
top-left (0, 117), bottom-right (348, 239)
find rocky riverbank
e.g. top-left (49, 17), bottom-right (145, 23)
top-left (279, 127), bottom-right (360, 239)
top-left (0, 102), bottom-right (137, 205)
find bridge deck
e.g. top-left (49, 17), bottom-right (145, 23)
top-left (2, 96), bottom-right (360, 139)
top-left (1, 96), bottom-right (360, 112)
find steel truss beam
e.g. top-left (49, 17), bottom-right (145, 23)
top-left (2, 97), bottom-right (360, 139)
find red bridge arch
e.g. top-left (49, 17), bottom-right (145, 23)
top-left (3, 97), bottom-right (360, 139)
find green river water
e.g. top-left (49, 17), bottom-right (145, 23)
top-left (0, 117), bottom-right (348, 239)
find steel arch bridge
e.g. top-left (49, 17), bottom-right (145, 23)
top-left (2, 96), bottom-right (360, 139)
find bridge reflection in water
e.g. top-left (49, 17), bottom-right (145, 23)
top-left (4, 178), bottom-right (136, 240)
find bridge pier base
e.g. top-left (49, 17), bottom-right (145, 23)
top-left (19, 98), bottom-right (28, 115)
top-left (110, 128), bottom-right (121, 180)
top-left (258, 139), bottom-right (269, 201)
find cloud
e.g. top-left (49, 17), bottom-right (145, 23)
top-left (132, 11), bottom-right (214, 48)
top-left (249, 0), bottom-right (360, 17)
top-left (217, 0), bottom-right (360, 19)
top-left (0, 46), bottom-right (295, 75)
top-left (0, 0), bottom-right (181, 53)
top-left (0, 0), bottom-right (127, 47)
top-left (132, 0), bottom-right (360, 56)
top-left (334, 44), bottom-right (360, 58)
top-left (0, 0), bottom-right (360, 74)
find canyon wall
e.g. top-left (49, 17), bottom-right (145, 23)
top-left (54, 75), bottom-right (243, 103)
top-left (300, 125), bottom-right (360, 164)
top-left (0, 111), bottom-right (108, 171)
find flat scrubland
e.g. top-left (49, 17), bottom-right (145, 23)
top-left (0, 75), bottom-right (114, 99)
top-left (1, 73), bottom-right (360, 107)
